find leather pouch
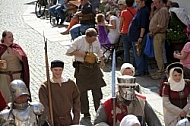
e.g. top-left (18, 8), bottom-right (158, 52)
top-left (72, 61), bottom-right (78, 68)
top-left (0, 60), bottom-right (7, 69)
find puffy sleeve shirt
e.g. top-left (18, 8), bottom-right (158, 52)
top-left (66, 35), bottom-right (103, 62)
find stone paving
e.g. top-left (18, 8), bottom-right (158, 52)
top-left (0, 0), bottom-right (164, 125)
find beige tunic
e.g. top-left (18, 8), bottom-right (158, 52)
top-left (0, 48), bottom-right (22, 102)
top-left (163, 96), bottom-right (190, 126)
top-left (39, 78), bottom-right (80, 126)
top-left (149, 6), bottom-right (169, 33)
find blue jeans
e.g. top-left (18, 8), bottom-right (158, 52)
top-left (121, 34), bottom-right (131, 63)
top-left (49, 5), bottom-right (66, 20)
top-left (131, 41), bottom-right (148, 74)
top-left (70, 24), bottom-right (94, 40)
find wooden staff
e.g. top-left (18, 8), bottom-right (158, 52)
top-left (44, 34), bottom-right (54, 126)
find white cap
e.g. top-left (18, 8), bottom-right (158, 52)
top-left (120, 63), bottom-right (135, 76)
top-left (120, 115), bottom-right (140, 126)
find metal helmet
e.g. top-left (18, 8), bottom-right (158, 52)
top-left (117, 75), bottom-right (136, 101)
top-left (10, 79), bottom-right (30, 102)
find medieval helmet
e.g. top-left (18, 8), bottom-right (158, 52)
top-left (117, 75), bottom-right (136, 101)
top-left (10, 79), bottom-right (30, 102)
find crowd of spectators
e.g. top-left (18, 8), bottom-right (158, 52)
top-left (1, 0), bottom-right (190, 126)
top-left (52, 0), bottom-right (190, 81)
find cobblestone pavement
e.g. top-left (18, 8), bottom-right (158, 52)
top-left (0, 0), bottom-right (164, 125)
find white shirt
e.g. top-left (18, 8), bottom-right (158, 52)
top-left (108, 15), bottom-right (120, 44)
top-left (66, 35), bottom-right (103, 62)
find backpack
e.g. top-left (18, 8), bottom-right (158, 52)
top-left (158, 75), bottom-right (168, 96)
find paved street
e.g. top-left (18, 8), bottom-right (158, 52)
top-left (0, 0), bottom-right (164, 125)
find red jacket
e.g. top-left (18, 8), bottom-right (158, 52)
top-left (0, 90), bottom-right (7, 111)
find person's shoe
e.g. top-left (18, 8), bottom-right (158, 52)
top-left (56, 17), bottom-right (59, 25)
top-left (151, 75), bottom-right (161, 80)
top-left (60, 31), bottom-right (69, 35)
top-left (80, 116), bottom-right (93, 126)
top-left (134, 72), bottom-right (144, 76)
top-left (151, 72), bottom-right (162, 80)
top-left (60, 19), bottom-right (64, 25)
top-left (150, 72), bottom-right (157, 76)
top-left (52, 17), bottom-right (56, 25)
top-left (144, 71), bottom-right (149, 75)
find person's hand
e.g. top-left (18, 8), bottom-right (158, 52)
top-left (179, 110), bottom-right (187, 118)
top-left (137, 37), bottom-right (143, 44)
top-left (173, 53), bottom-right (177, 58)
top-left (149, 32), bottom-right (154, 38)
top-left (12, 49), bottom-right (22, 60)
top-left (100, 60), bottom-right (105, 70)
top-left (173, 51), bottom-right (180, 59)
top-left (12, 49), bottom-right (20, 56)
top-left (99, 22), bottom-right (107, 27)
top-left (81, 52), bottom-right (86, 58)
top-left (151, 3), bottom-right (155, 10)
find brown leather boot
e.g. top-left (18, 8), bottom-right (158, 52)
top-left (60, 30), bottom-right (69, 35)
top-left (60, 17), bottom-right (78, 35)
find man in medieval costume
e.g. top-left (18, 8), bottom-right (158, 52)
top-left (0, 79), bottom-right (48, 126)
top-left (39, 60), bottom-right (81, 126)
top-left (94, 63), bottom-right (161, 126)
top-left (66, 28), bottom-right (106, 120)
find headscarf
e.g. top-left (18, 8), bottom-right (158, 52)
top-left (120, 63), bottom-right (135, 76)
top-left (168, 67), bottom-right (185, 91)
top-left (120, 115), bottom-right (140, 126)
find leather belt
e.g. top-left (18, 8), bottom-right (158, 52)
top-left (156, 32), bottom-right (166, 34)
top-left (54, 112), bottom-right (71, 126)
top-left (76, 61), bottom-right (83, 64)
top-left (0, 70), bottom-right (22, 81)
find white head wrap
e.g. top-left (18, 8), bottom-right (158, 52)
top-left (168, 67), bottom-right (185, 91)
top-left (120, 115), bottom-right (140, 126)
top-left (118, 0), bottom-right (126, 5)
top-left (169, 7), bottom-right (190, 26)
top-left (120, 63), bottom-right (135, 76)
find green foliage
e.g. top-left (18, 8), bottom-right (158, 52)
top-left (167, 12), bottom-right (188, 42)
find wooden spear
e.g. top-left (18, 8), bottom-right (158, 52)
top-left (44, 33), bottom-right (54, 126)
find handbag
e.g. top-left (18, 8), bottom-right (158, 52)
top-left (144, 34), bottom-right (154, 58)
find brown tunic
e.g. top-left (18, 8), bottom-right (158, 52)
top-left (39, 78), bottom-right (81, 126)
